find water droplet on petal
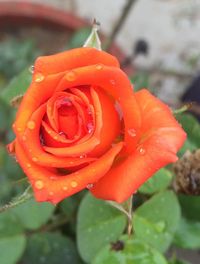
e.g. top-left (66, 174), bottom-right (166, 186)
top-left (71, 181), bottom-right (78, 188)
top-left (63, 186), bottom-right (68, 191)
top-left (32, 157), bottom-right (38, 162)
top-left (17, 127), bottom-right (22, 132)
top-left (49, 191), bottom-right (54, 196)
top-left (138, 147), bottom-right (146, 155)
top-left (54, 136), bottom-right (58, 140)
top-left (35, 180), bottom-right (44, 189)
top-left (80, 154), bottom-right (86, 159)
top-left (66, 71), bottom-right (76, 81)
top-left (110, 79), bottom-right (115, 85)
top-left (59, 131), bottom-right (66, 138)
top-left (87, 183), bottom-right (94, 189)
top-left (96, 64), bottom-right (103, 70)
top-left (29, 65), bottom-right (35, 74)
top-left (87, 123), bottom-right (94, 134)
top-left (27, 163), bottom-right (31, 168)
top-left (22, 135), bottom-right (27, 141)
top-left (34, 73), bottom-right (44, 83)
top-left (27, 121), bottom-right (35, 130)
top-left (128, 128), bottom-right (136, 137)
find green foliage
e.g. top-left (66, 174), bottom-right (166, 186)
top-left (0, 211), bottom-right (26, 264)
top-left (67, 28), bottom-right (91, 49)
top-left (139, 168), bottom-right (173, 194)
top-left (133, 191), bottom-right (181, 253)
top-left (0, 38), bottom-right (38, 81)
top-left (174, 218), bottom-right (200, 249)
top-left (179, 194), bottom-right (200, 221)
top-left (177, 113), bottom-right (200, 154)
top-left (22, 232), bottom-right (81, 264)
top-left (0, 68), bottom-right (32, 105)
top-left (92, 236), bottom-right (168, 264)
top-left (12, 198), bottom-right (55, 230)
top-left (131, 73), bottom-right (150, 91)
top-left (77, 193), bottom-right (126, 263)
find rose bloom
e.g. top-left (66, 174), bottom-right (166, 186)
top-left (8, 47), bottom-right (186, 204)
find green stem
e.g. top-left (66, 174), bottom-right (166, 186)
top-left (0, 185), bottom-right (33, 213)
top-left (107, 195), bottom-right (133, 236)
top-left (173, 103), bottom-right (192, 114)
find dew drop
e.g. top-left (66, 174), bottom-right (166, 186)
top-left (34, 73), bottom-right (44, 83)
top-left (17, 127), bottom-right (22, 132)
top-left (32, 157), bottom-right (38, 162)
top-left (128, 128), bottom-right (136, 137)
top-left (27, 121), bottom-right (35, 130)
top-left (96, 64), bottom-right (103, 70)
top-left (54, 136), bottom-right (58, 140)
top-left (87, 123), bottom-right (94, 134)
top-left (110, 79), bottom-right (116, 85)
top-left (29, 65), bottom-right (35, 74)
top-left (139, 147), bottom-right (146, 155)
top-left (35, 180), bottom-right (44, 189)
top-left (59, 131), bottom-right (66, 138)
top-left (49, 191), bottom-right (54, 196)
top-left (87, 183), bottom-right (94, 189)
top-left (66, 71), bottom-right (76, 81)
top-left (63, 186), bottom-right (68, 191)
top-left (27, 163), bottom-right (31, 168)
top-left (71, 181), bottom-right (78, 188)
top-left (80, 154), bottom-right (86, 159)
top-left (12, 123), bottom-right (16, 129)
top-left (22, 135), bottom-right (27, 141)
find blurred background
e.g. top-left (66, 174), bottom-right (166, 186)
top-left (0, 0), bottom-right (200, 264)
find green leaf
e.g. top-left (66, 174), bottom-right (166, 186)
top-left (92, 236), bottom-right (167, 264)
top-left (77, 193), bottom-right (126, 263)
top-left (0, 211), bottom-right (26, 264)
top-left (0, 235), bottom-right (26, 264)
top-left (133, 191), bottom-right (181, 253)
top-left (0, 68), bottom-right (31, 105)
top-left (12, 198), bottom-right (55, 230)
top-left (168, 259), bottom-right (190, 264)
top-left (131, 73), bottom-right (149, 91)
top-left (139, 168), bottom-right (173, 194)
top-left (176, 113), bottom-right (200, 154)
top-left (174, 218), bottom-right (200, 249)
top-left (179, 194), bottom-right (200, 221)
top-left (22, 232), bottom-right (80, 264)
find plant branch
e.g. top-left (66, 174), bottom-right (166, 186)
top-left (0, 185), bottom-right (33, 213)
top-left (105, 0), bottom-right (138, 50)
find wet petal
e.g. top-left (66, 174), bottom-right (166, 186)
top-left (91, 89), bottom-right (186, 202)
top-left (15, 140), bottom-right (123, 204)
top-left (34, 47), bottom-right (120, 76)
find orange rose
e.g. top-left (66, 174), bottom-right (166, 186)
top-left (8, 47), bottom-right (186, 204)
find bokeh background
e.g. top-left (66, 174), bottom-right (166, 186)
top-left (1, 1), bottom-right (200, 264)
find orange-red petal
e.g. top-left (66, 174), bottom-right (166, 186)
top-left (34, 47), bottom-right (120, 76)
top-left (15, 140), bottom-right (123, 204)
top-left (91, 89), bottom-right (186, 202)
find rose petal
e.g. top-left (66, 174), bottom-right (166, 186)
top-left (43, 87), bottom-right (102, 157)
top-left (20, 104), bottom-right (96, 168)
top-left (15, 140), bottom-right (123, 204)
top-left (91, 89), bottom-right (186, 203)
top-left (34, 47), bottom-right (119, 76)
top-left (56, 65), bottom-right (142, 152)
